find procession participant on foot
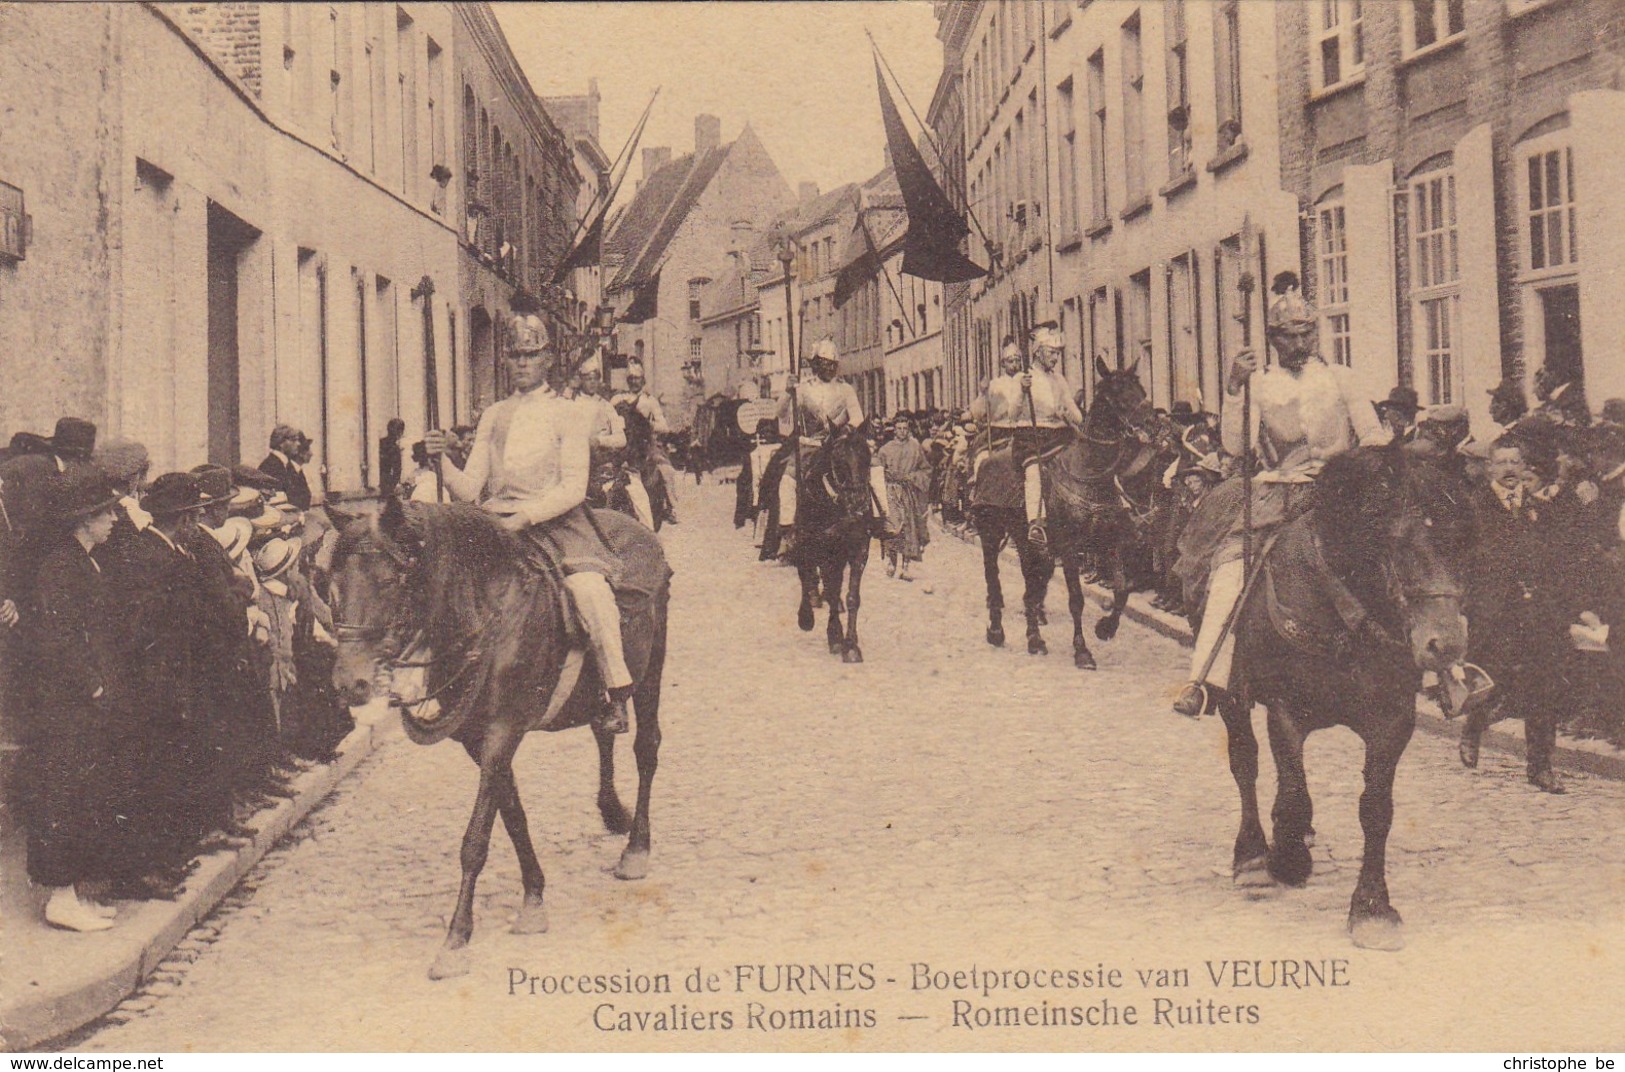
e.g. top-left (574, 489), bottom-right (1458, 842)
top-left (778, 338), bottom-right (895, 537)
top-left (426, 314), bottom-right (635, 734)
top-left (876, 414), bottom-right (932, 582)
top-left (1171, 279), bottom-right (1386, 718)
top-left (613, 360), bottom-right (680, 525)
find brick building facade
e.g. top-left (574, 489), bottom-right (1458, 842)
top-left (1277, 0), bottom-right (1625, 430)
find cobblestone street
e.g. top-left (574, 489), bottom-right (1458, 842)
top-left (74, 482), bottom-right (1624, 1052)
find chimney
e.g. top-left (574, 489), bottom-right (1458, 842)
top-left (695, 114), bottom-right (722, 155)
top-left (798, 182), bottom-right (821, 206)
top-left (643, 147), bottom-right (672, 181)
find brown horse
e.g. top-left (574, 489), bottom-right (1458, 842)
top-left (1218, 446), bottom-right (1472, 949)
top-left (791, 428), bottom-right (874, 663)
top-left (1038, 357), bottom-right (1160, 669)
top-left (327, 497), bottom-right (669, 979)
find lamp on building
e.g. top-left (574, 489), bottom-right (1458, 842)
top-left (768, 221), bottom-right (800, 383)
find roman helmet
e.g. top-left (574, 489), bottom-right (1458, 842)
top-left (508, 313), bottom-right (550, 355)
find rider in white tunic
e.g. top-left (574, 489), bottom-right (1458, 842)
top-left (428, 315), bottom-right (635, 734)
top-left (1171, 278), bottom-right (1388, 718)
top-left (776, 338), bottom-right (892, 535)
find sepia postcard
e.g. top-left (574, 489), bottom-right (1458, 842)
top-left (0, 0), bottom-right (1621, 1055)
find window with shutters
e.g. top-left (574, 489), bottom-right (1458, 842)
top-left (1056, 77), bottom-right (1081, 237)
top-left (1312, 0), bottom-right (1365, 93)
top-left (1165, 0), bottom-right (1192, 180)
top-left (1523, 145), bottom-right (1578, 274)
top-left (1411, 168), bottom-right (1460, 404)
top-left (1121, 12), bottom-right (1147, 207)
top-left (1213, 1), bottom-right (1243, 150)
top-left (1317, 202), bottom-right (1352, 367)
top-left (1087, 49), bottom-right (1109, 224)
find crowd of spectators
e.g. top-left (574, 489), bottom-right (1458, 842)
top-left (0, 419), bottom-right (352, 932)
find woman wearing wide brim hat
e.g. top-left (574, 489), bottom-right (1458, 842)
top-left (26, 473), bottom-right (124, 931)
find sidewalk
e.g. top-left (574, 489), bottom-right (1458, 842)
top-left (0, 699), bottom-right (397, 1052)
top-left (937, 519), bottom-right (1625, 783)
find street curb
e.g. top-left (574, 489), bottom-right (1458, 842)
top-left (941, 522), bottom-right (1625, 783)
top-left (2, 701), bottom-right (397, 1052)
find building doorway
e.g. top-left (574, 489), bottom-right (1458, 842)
top-left (206, 202), bottom-right (259, 465)
top-left (469, 306), bottom-right (494, 411)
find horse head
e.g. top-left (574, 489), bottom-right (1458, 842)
top-left (819, 427), bottom-right (875, 520)
top-left (328, 496), bottom-right (425, 706)
top-left (1090, 355), bottom-right (1156, 441)
top-left (1315, 445), bottom-right (1472, 673)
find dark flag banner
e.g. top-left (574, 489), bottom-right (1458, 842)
top-left (551, 213), bottom-right (603, 286)
top-left (622, 269), bottom-right (660, 324)
top-left (875, 60), bottom-right (987, 286)
top-left (833, 206), bottom-right (883, 309)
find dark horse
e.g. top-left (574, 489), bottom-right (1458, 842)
top-left (1216, 446), bottom-right (1471, 949)
top-left (328, 497), bottom-right (670, 978)
top-left (792, 428), bottom-right (873, 663)
top-left (969, 439), bottom-right (1054, 655)
top-left (1029, 357), bottom-right (1160, 669)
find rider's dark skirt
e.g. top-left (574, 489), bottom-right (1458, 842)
top-left (1011, 425), bottom-right (1072, 469)
top-left (524, 504), bottom-right (623, 585)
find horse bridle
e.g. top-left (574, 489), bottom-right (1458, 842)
top-left (331, 540), bottom-right (497, 715)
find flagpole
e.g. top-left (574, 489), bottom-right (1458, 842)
top-left (867, 31), bottom-right (998, 268)
top-left (552, 88), bottom-right (660, 284)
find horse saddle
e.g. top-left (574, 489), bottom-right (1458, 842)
top-left (1259, 516), bottom-right (1386, 658)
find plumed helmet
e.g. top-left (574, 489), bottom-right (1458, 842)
top-left (626, 358), bottom-right (646, 379)
top-left (1266, 289), bottom-right (1316, 336)
top-left (1030, 321), bottom-right (1063, 352)
top-left (1001, 341), bottom-right (1022, 364)
top-left (576, 348), bottom-right (603, 378)
top-left (508, 313), bottom-right (550, 354)
top-left (811, 338), bottom-right (840, 366)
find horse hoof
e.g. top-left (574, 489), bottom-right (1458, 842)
top-left (428, 945), bottom-right (472, 980)
top-left (615, 848), bottom-right (650, 881)
top-left (1349, 912), bottom-right (1405, 951)
top-left (511, 900), bottom-right (550, 935)
top-left (798, 607), bottom-right (815, 632)
top-left (986, 627), bottom-right (1005, 647)
top-left (828, 638), bottom-right (844, 655)
top-left (842, 646), bottom-right (864, 664)
top-left (1233, 855), bottom-right (1274, 888)
top-left (1094, 617), bottom-right (1120, 641)
top-left (1458, 735), bottom-right (1480, 769)
top-left (1268, 843), bottom-right (1313, 888)
top-left (1028, 637), bottom-right (1048, 656)
top-left (1074, 648), bottom-right (1097, 671)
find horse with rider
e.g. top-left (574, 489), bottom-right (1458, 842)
top-left (776, 338), bottom-right (895, 662)
top-left (329, 313), bottom-right (671, 978)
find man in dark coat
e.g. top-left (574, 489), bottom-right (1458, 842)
top-left (26, 471), bottom-right (123, 930)
top-left (1458, 438), bottom-right (1614, 793)
top-left (379, 418), bottom-right (406, 496)
top-left (259, 425), bottom-right (313, 510)
top-left (96, 472), bottom-right (211, 894)
top-left (187, 465), bottom-right (274, 840)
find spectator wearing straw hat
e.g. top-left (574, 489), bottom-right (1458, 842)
top-left (25, 471), bottom-right (123, 930)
